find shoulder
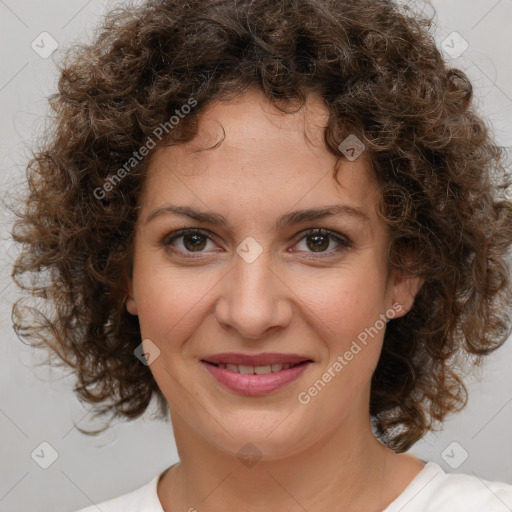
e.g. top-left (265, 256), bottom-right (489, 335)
top-left (386, 461), bottom-right (512, 512)
top-left (70, 472), bottom-right (164, 512)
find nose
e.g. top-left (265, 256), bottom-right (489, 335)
top-left (213, 245), bottom-right (293, 340)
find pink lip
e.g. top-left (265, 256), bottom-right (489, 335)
top-left (200, 360), bottom-right (312, 396)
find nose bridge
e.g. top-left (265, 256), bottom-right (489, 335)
top-left (214, 239), bottom-right (290, 339)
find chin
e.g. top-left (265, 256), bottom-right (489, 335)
top-left (199, 418), bottom-right (313, 463)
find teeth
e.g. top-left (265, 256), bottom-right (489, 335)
top-left (254, 365), bottom-right (272, 374)
top-left (215, 362), bottom-right (298, 374)
top-left (239, 365), bottom-right (254, 375)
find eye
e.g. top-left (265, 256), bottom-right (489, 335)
top-left (162, 228), bottom-right (352, 258)
top-left (291, 228), bottom-right (351, 257)
top-left (163, 229), bottom-right (217, 256)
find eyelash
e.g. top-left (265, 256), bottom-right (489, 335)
top-left (162, 228), bottom-right (352, 259)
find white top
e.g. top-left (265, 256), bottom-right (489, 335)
top-left (73, 460), bottom-right (512, 511)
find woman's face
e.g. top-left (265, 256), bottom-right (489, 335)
top-left (126, 88), bottom-right (420, 461)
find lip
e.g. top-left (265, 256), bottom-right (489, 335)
top-left (200, 355), bottom-right (313, 396)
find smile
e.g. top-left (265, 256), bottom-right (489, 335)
top-left (200, 354), bottom-right (313, 395)
top-left (204, 362), bottom-right (303, 374)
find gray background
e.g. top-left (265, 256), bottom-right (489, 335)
top-left (1, 1), bottom-right (511, 511)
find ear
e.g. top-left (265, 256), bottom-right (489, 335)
top-left (387, 270), bottom-right (423, 319)
top-left (125, 278), bottom-right (138, 316)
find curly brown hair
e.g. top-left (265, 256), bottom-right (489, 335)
top-left (11, 0), bottom-right (512, 452)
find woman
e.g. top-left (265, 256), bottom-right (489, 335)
top-left (11, 0), bottom-right (512, 510)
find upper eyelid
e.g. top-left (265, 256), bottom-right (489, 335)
top-left (163, 228), bottom-right (218, 245)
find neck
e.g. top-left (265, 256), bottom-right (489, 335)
top-left (158, 413), bottom-right (414, 512)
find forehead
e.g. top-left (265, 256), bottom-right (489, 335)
top-left (142, 88), bottom-right (380, 224)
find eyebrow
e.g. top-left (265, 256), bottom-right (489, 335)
top-left (145, 203), bottom-right (370, 229)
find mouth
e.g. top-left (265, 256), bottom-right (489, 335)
top-left (199, 353), bottom-right (313, 395)
top-left (201, 360), bottom-right (310, 374)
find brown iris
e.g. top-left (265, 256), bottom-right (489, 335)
top-left (306, 233), bottom-right (329, 252)
top-left (183, 233), bottom-right (207, 251)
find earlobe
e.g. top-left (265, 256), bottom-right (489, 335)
top-left (125, 295), bottom-right (138, 315)
top-left (125, 279), bottom-right (138, 315)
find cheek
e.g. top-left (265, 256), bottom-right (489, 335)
top-left (300, 266), bottom-right (387, 340)
top-left (132, 262), bottom-right (218, 345)
top-left (296, 267), bottom-right (388, 395)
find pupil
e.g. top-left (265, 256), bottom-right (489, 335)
top-left (308, 234), bottom-right (328, 252)
top-left (184, 234), bottom-right (206, 251)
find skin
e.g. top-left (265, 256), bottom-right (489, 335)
top-left (126, 87), bottom-right (425, 512)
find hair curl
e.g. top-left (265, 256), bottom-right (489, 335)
top-left (11, 0), bottom-right (512, 452)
